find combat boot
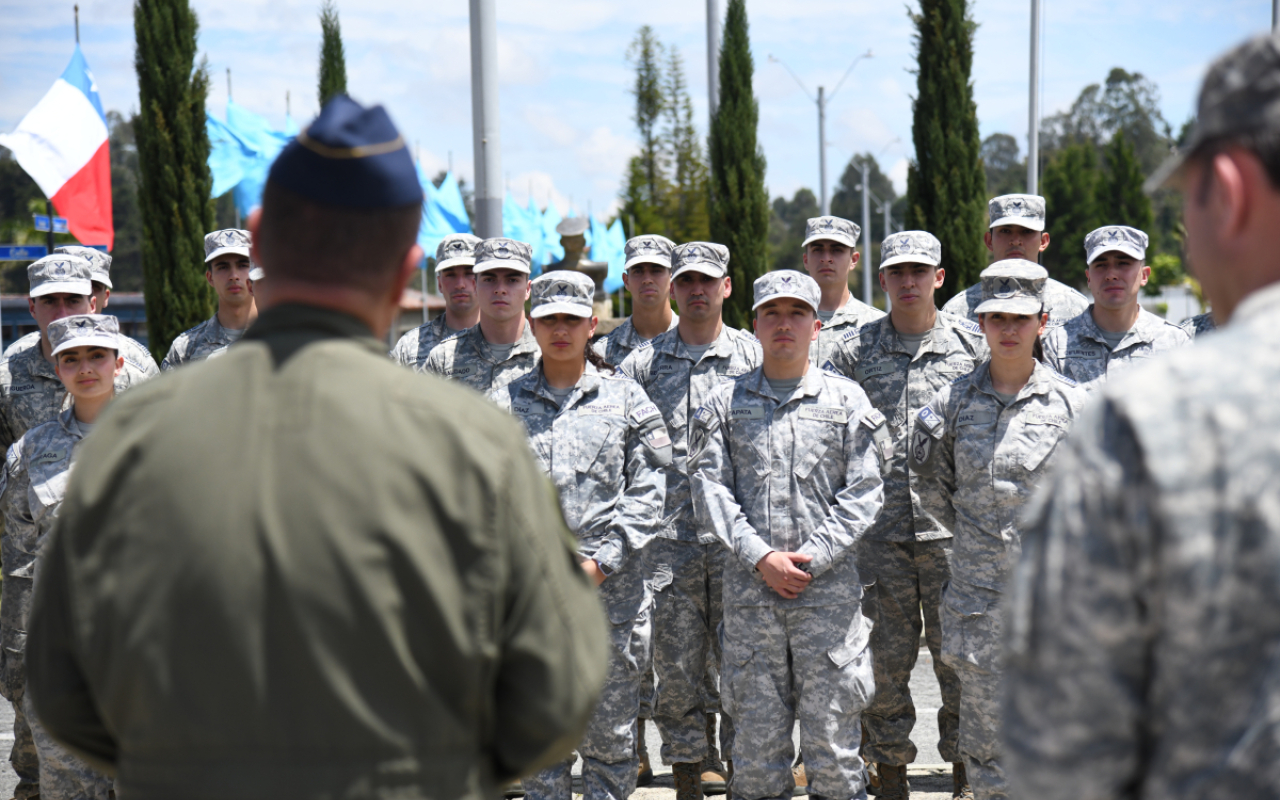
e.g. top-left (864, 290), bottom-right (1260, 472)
top-left (791, 757), bottom-right (808, 796)
top-left (951, 762), bottom-right (972, 799)
top-left (874, 764), bottom-right (909, 800)
top-left (866, 761), bottom-right (881, 795)
top-left (673, 762), bottom-right (703, 800)
top-left (637, 719), bottom-right (654, 787)
top-left (701, 714), bottom-right (728, 795)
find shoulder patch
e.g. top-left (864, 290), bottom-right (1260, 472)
top-left (631, 402), bottom-right (661, 424)
top-left (693, 406), bottom-right (713, 424)
top-left (1050, 369), bottom-right (1078, 386)
top-left (917, 405), bottom-right (944, 435)
top-left (861, 408), bottom-right (887, 429)
top-left (957, 318), bottom-right (982, 334)
top-left (842, 328), bottom-right (861, 342)
top-left (636, 339), bottom-right (653, 350)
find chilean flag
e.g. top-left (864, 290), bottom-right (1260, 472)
top-left (0, 47), bottom-right (112, 250)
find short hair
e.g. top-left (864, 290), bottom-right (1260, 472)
top-left (256, 181), bottom-right (422, 293)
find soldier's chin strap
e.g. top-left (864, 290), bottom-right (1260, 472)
top-left (861, 409), bottom-right (894, 477)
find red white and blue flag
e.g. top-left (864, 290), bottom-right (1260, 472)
top-left (0, 46), bottom-right (113, 250)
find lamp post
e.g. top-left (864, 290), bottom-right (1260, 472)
top-left (1028, 0), bottom-right (1041, 194)
top-left (469, 0), bottom-right (503, 238)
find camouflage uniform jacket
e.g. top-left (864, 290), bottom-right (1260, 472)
top-left (491, 364), bottom-right (671, 619)
top-left (910, 360), bottom-right (1087, 592)
top-left (161, 315), bottom-right (247, 370)
top-left (810, 294), bottom-right (885, 367)
top-left (689, 367), bottom-right (885, 607)
top-left (1178, 310), bottom-right (1216, 339)
top-left (389, 315), bottom-right (469, 371)
top-left (0, 338), bottom-right (154, 450)
top-left (942, 276), bottom-right (1089, 328)
top-left (591, 313), bottom-right (679, 368)
top-left (825, 310), bottom-right (989, 542)
top-left (423, 321), bottom-right (540, 396)
top-left (1006, 281), bottom-right (1280, 800)
top-left (1042, 305), bottom-right (1191, 393)
top-left (618, 324), bottom-right (762, 544)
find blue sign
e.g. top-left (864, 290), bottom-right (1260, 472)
top-left (0, 245), bottom-right (49, 261)
top-left (32, 215), bottom-right (69, 234)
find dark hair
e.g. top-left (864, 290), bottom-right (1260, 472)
top-left (586, 343), bottom-right (615, 374)
top-left (256, 181), bottom-right (422, 293)
top-left (1191, 129), bottom-right (1280, 202)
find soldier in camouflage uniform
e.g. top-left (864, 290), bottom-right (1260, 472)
top-left (689, 271), bottom-right (885, 800)
top-left (909, 261), bottom-right (1087, 800)
top-left (1178, 309), bottom-right (1216, 337)
top-left (1006, 33), bottom-right (1280, 800)
top-left (3, 314), bottom-right (122, 800)
top-left (593, 235), bottom-right (680, 368)
top-left (161, 230), bottom-right (261, 369)
top-left (490, 271), bottom-right (672, 800)
top-left (619, 242), bottom-right (761, 800)
top-left (800, 216), bottom-right (885, 366)
top-left (425, 238), bottom-right (540, 395)
top-left (1042, 226), bottom-right (1190, 392)
top-left (391, 233), bottom-right (482, 368)
top-left (941, 195), bottom-right (1089, 328)
top-left (825, 231), bottom-right (987, 799)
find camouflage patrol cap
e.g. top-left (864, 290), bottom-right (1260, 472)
top-left (1148, 33), bottom-right (1280, 191)
top-left (974, 259), bottom-right (1048, 316)
top-left (1085, 225), bottom-right (1148, 264)
top-left (802, 216), bottom-right (861, 248)
top-left (55, 245), bottom-right (112, 288)
top-left (28, 254), bottom-right (92, 298)
top-left (880, 230), bottom-right (942, 269)
top-left (204, 229), bottom-right (252, 263)
top-left (752, 270), bottom-right (821, 312)
top-left (672, 242), bottom-right (730, 279)
top-left (48, 313), bottom-right (119, 357)
top-left (988, 194), bottom-right (1046, 231)
top-left (249, 265), bottom-right (265, 281)
top-left (436, 233), bottom-right (483, 271)
top-left (473, 238), bottom-right (533, 274)
top-left (530, 271), bottom-right (595, 319)
top-left (624, 234), bottom-right (676, 270)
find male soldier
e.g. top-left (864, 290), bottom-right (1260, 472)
top-left (825, 231), bottom-right (987, 799)
top-left (1006, 33), bottom-right (1280, 799)
top-left (1179, 309), bottom-right (1216, 338)
top-left (593, 234), bottom-right (679, 367)
top-left (161, 229), bottom-right (261, 369)
top-left (801, 216), bottom-right (885, 366)
top-left (390, 233), bottom-right (482, 369)
top-left (689, 270), bottom-right (884, 800)
top-left (26, 94), bottom-right (608, 800)
top-left (618, 242), bottom-right (762, 800)
top-left (1042, 225), bottom-right (1190, 392)
top-left (941, 195), bottom-right (1089, 328)
top-left (424, 238), bottom-right (540, 395)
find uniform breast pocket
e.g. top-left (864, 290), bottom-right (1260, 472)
top-left (793, 424), bottom-right (836, 480)
top-left (28, 461), bottom-right (70, 524)
top-left (1015, 421), bottom-right (1068, 473)
top-left (729, 417), bottom-right (771, 476)
top-left (574, 418), bottom-right (626, 478)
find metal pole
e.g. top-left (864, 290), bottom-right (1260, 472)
top-left (45, 200), bottom-right (55, 255)
top-left (883, 201), bottom-right (890, 240)
top-left (1274, 0), bottom-right (1278, 30)
top-left (1028, 0), bottom-right (1040, 194)
top-left (227, 68), bottom-right (232, 101)
top-left (861, 160), bottom-right (872, 306)
top-left (818, 87), bottom-right (828, 216)
top-left (422, 265), bottom-right (428, 324)
top-left (707, 0), bottom-right (720, 124)
top-left (74, 5), bottom-right (79, 43)
top-left (469, 0), bottom-right (503, 238)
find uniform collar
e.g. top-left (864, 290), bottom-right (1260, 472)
top-left (244, 303), bottom-right (382, 348)
top-left (15, 340), bottom-right (59, 381)
top-left (658, 322), bottom-right (737, 361)
top-left (57, 404), bottom-right (80, 437)
top-left (1078, 304), bottom-right (1163, 348)
top-left (527, 362), bottom-right (604, 408)
top-left (878, 311), bottom-right (956, 359)
top-left (972, 359), bottom-right (1055, 403)
top-left (1229, 280), bottom-right (1280, 327)
top-left (471, 320), bottom-right (539, 363)
top-left (828, 295), bottom-right (872, 325)
top-left (744, 364), bottom-right (823, 404)
top-left (616, 313), bottom-right (679, 347)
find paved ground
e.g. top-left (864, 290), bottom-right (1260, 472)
top-left (0, 647), bottom-right (949, 799)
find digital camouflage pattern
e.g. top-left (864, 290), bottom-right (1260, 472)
top-left (810, 294), bottom-right (885, 368)
top-left (910, 360), bottom-right (1087, 800)
top-left (389, 315), bottom-right (469, 371)
top-left (752, 270), bottom-right (821, 311)
top-left (942, 277), bottom-right (1088, 329)
top-left (1083, 225), bottom-right (1148, 264)
top-left (986, 194), bottom-right (1045, 231)
top-left (879, 230), bottom-right (942, 269)
top-left (4, 330), bottom-right (158, 384)
top-left (591, 314), bottom-right (679, 368)
top-left (802, 216), bottom-right (861, 248)
top-left (623, 235), bottom-right (676, 270)
top-left (1179, 310), bottom-right (1216, 339)
top-left (423, 321), bottom-right (540, 395)
top-left (161, 315), bottom-right (248, 370)
top-left (973, 261), bottom-right (1048, 317)
top-left (53, 246), bottom-right (112, 288)
top-left (24, 692), bottom-right (112, 800)
top-left (1042, 306), bottom-right (1191, 392)
top-left (1006, 280), bottom-right (1280, 800)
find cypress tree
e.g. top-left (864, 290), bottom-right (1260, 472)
top-left (1041, 142), bottom-right (1102, 288)
top-left (134, 0), bottom-right (215, 361)
top-left (708, 0), bottom-right (769, 330)
top-left (318, 0), bottom-right (348, 106)
top-left (1098, 131), bottom-right (1153, 234)
top-left (904, 0), bottom-right (987, 302)
top-left (665, 49), bottom-right (710, 243)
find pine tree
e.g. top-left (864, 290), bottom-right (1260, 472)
top-left (134, 0), bottom-right (215, 361)
top-left (1098, 131), bottom-right (1153, 234)
top-left (318, 0), bottom-right (347, 106)
top-left (1041, 142), bottom-right (1102, 288)
top-left (708, 0), bottom-right (770, 330)
top-left (904, 0), bottom-right (987, 302)
top-left (626, 27), bottom-right (666, 214)
top-left (664, 49), bottom-right (710, 242)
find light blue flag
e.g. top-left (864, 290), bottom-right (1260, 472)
top-left (604, 218), bottom-right (626, 293)
top-left (283, 114), bottom-right (300, 137)
top-left (226, 100), bottom-right (290, 214)
top-left (206, 112), bottom-right (255, 198)
top-left (419, 165), bottom-right (461, 258)
top-left (589, 215), bottom-right (610, 262)
top-left (433, 172), bottom-right (471, 234)
top-left (541, 202), bottom-right (564, 268)
top-left (503, 194), bottom-right (526, 241)
top-left (525, 196), bottom-right (546, 272)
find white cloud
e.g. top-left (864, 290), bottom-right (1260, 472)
top-left (887, 156), bottom-right (909, 196)
top-left (576, 125), bottom-right (635, 177)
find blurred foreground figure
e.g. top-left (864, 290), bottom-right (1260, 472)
top-left (1005, 33), bottom-right (1280, 800)
top-left (25, 95), bottom-right (609, 800)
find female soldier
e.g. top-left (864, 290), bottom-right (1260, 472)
top-left (3, 314), bottom-right (123, 800)
top-left (908, 261), bottom-right (1087, 800)
top-left (490, 271), bottom-right (672, 800)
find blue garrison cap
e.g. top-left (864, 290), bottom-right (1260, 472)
top-left (268, 95), bottom-right (423, 209)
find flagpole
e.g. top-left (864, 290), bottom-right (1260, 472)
top-left (469, 0), bottom-right (503, 238)
top-left (74, 5), bottom-right (80, 44)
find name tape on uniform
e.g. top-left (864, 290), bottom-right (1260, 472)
top-left (957, 409), bottom-right (998, 427)
top-left (855, 363), bottom-right (897, 381)
top-left (799, 406), bottom-right (848, 424)
top-left (32, 448), bottom-right (67, 467)
top-left (1026, 411), bottom-right (1069, 427)
top-left (580, 402), bottom-right (623, 417)
top-left (730, 406), bottom-right (765, 420)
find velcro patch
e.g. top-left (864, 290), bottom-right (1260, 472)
top-left (730, 406), bottom-right (765, 420)
top-left (958, 319), bottom-right (982, 334)
top-left (917, 405), bottom-right (943, 435)
top-left (32, 448), bottom-right (67, 467)
top-left (645, 427), bottom-right (672, 449)
top-left (1026, 411), bottom-right (1069, 427)
top-left (9, 383), bottom-right (36, 395)
top-left (580, 402), bottom-right (623, 417)
top-left (448, 365), bottom-right (475, 378)
top-left (631, 402), bottom-right (661, 424)
top-left (855, 362), bottom-right (897, 381)
top-left (512, 402), bottom-right (550, 416)
top-left (657, 363), bottom-right (678, 373)
top-left (957, 409), bottom-right (998, 427)
top-left (861, 408), bottom-right (887, 429)
top-left (842, 329), bottom-right (861, 341)
top-left (693, 406), bottom-right (713, 424)
top-left (726, 368), bottom-right (749, 377)
top-left (1066, 346), bottom-right (1104, 360)
top-left (799, 406), bottom-right (848, 424)
top-left (911, 428), bottom-right (933, 463)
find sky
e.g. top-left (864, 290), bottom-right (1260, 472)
top-left (0, 0), bottom-right (1269, 222)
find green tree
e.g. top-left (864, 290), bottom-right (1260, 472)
top-left (768, 188), bottom-right (819, 273)
top-left (980, 133), bottom-right (1024, 198)
top-left (904, 0), bottom-right (988, 302)
top-left (1040, 142), bottom-right (1102, 289)
top-left (621, 27), bottom-right (667, 227)
top-left (1098, 130), bottom-right (1153, 233)
top-left (664, 48), bottom-right (710, 243)
top-left (106, 111), bottom-right (144, 292)
top-left (830, 154), bottom-right (897, 242)
top-left (708, 0), bottom-right (770, 329)
top-left (318, 0), bottom-right (348, 106)
top-left (134, 0), bottom-right (215, 360)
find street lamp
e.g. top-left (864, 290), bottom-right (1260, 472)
top-left (847, 137), bottom-right (901, 306)
top-left (768, 49), bottom-right (873, 216)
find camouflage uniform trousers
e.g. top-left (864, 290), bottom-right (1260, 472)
top-left (721, 601), bottom-right (874, 800)
top-left (6, 685), bottom-right (39, 800)
top-left (23, 692), bottom-right (113, 800)
top-left (939, 580), bottom-right (1006, 800)
top-left (649, 537), bottom-right (735, 765)
top-left (524, 594), bottom-right (653, 800)
top-left (858, 539), bottom-right (961, 765)
top-left (1, 573), bottom-right (38, 800)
